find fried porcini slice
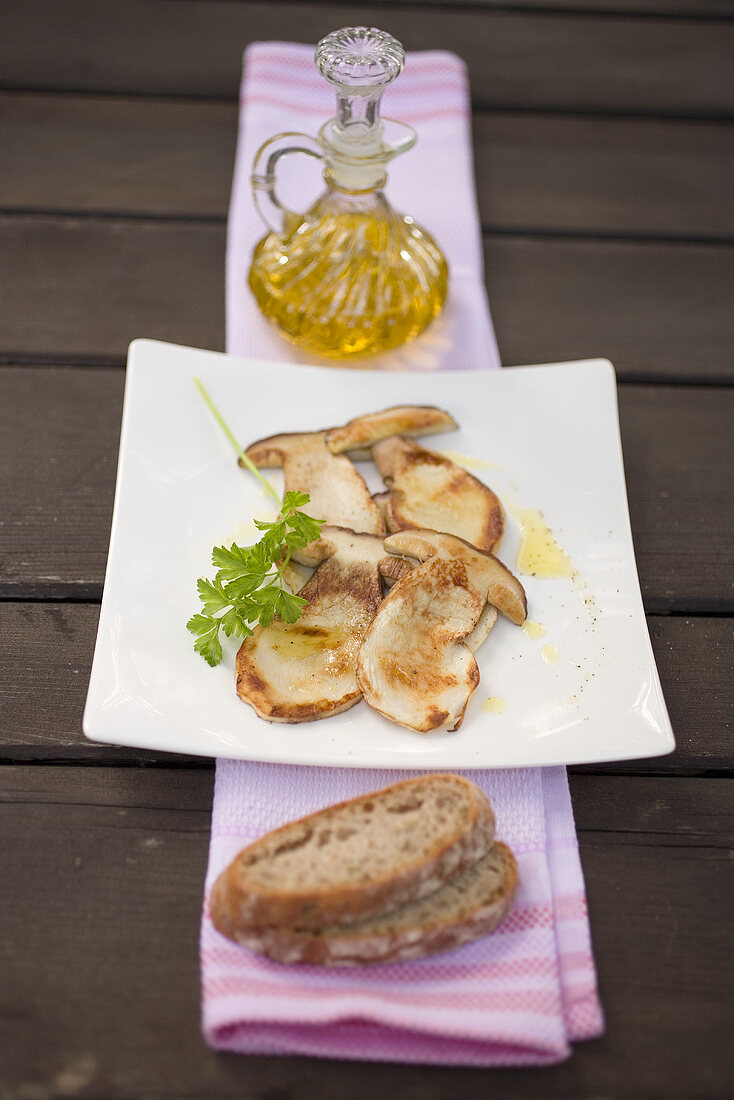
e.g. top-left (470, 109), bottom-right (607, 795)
top-left (371, 436), bottom-right (505, 552)
top-left (244, 431), bottom-right (385, 535)
top-left (466, 604), bottom-right (498, 652)
top-left (356, 531), bottom-right (527, 733)
top-left (279, 557), bottom-right (314, 595)
top-left (236, 528), bottom-right (413, 723)
top-left (325, 406), bottom-right (457, 461)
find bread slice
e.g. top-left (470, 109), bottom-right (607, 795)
top-left (210, 775), bottom-right (495, 934)
top-left (226, 842), bottom-right (518, 966)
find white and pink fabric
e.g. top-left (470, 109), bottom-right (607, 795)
top-left (202, 42), bottom-right (604, 1065)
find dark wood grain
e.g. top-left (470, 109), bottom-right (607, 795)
top-left (617, 385), bottom-right (734, 612)
top-left (246, 0), bottom-right (734, 11)
top-left (484, 235), bottom-right (734, 381)
top-left (0, 93), bottom-right (238, 220)
top-left (0, 216), bottom-right (225, 363)
top-left (0, 766), bottom-right (731, 1098)
top-left (1, 1), bottom-right (733, 116)
top-left (0, 603), bottom-right (201, 765)
top-left (0, 367), bottom-right (122, 598)
top-left (473, 112), bottom-right (734, 240)
top-left (2, 367), bottom-right (733, 608)
top-left (3, 93), bottom-right (733, 242)
top-left (587, 615), bottom-right (733, 773)
top-left (1, 216), bottom-right (732, 382)
top-left (0, 602), bottom-right (730, 772)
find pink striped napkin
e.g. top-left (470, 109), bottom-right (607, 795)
top-left (201, 41), bottom-right (604, 1065)
top-left (202, 765), bottom-right (602, 1064)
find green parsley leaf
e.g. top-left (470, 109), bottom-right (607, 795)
top-left (196, 577), bottom-right (230, 615)
top-left (281, 489), bottom-right (311, 513)
top-left (211, 542), bottom-right (254, 578)
top-left (191, 621), bottom-right (223, 667)
top-left (276, 589), bottom-right (307, 623)
top-left (189, 380), bottom-right (324, 667)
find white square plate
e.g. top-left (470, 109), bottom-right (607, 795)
top-left (83, 339), bottom-right (674, 768)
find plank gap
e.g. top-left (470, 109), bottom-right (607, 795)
top-left (0, 755), bottom-right (214, 769)
top-left (483, 227), bottom-right (734, 247)
top-left (2, 598), bottom-right (734, 621)
top-left (573, 767), bottom-right (734, 778)
top-left (0, 353), bottom-right (127, 369)
top-left (109, 0), bottom-right (734, 22)
top-left (2, 81), bottom-right (732, 121)
top-left (1, 358), bottom-right (733, 387)
top-left (2, 585), bottom-right (732, 612)
top-left (0, 206), bottom-right (227, 226)
top-left (3, 207), bottom-right (734, 250)
top-left (2, 758), bottom-right (733, 778)
top-left (4, 599), bottom-right (732, 615)
top-left (3, 83), bottom-right (734, 123)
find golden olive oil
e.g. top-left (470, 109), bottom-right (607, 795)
top-left (249, 201), bottom-right (448, 358)
top-left (507, 503), bottom-right (574, 579)
top-left (247, 28), bottom-right (448, 358)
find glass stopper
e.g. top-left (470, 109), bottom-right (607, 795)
top-left (315, 27), bottom-right (405, 134)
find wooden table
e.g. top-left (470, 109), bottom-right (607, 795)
top-left (1, 2), bottom-right (732, 1096)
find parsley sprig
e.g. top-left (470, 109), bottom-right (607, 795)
top-left (187, 380), bottom-right (322, 667)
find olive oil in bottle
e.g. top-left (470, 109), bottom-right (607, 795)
top-left (248, 27), bottom-right (448, 359)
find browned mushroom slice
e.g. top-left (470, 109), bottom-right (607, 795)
top-left (280, 558), bottom-right (314, 595)
top-left (466, 604), bottom-right (498, 652)
top-left (236, 529), bottom-right (413, 724)
top-left (325, 406), bottom-right (457, 460)
top-left (372, 436), bottom-right (504, 552)
top-left (372, 490), bottom-right (390, 525)
top-left (356, 531), bottom-right (526, 734)
top-left (383, 530), bottom-right (527, 626)
top-left (244, 431), bottom-right (385, 535)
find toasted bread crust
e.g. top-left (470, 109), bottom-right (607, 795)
top-left (222, 843), bottom-right (518, 966)
top-left (209, 775), bottom-right (495, 934)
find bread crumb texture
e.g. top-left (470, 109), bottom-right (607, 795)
top-left (238, 775), bottom-right (473, 891)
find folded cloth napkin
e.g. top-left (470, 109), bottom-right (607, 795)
top-left (202, 766), bottom-right (602, 1065)
top-left (201, 42), bottom-right (603, 1065)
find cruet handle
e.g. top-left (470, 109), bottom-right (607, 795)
top-left (251, 132), bottom-right (323, 236)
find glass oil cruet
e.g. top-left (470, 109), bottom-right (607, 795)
top-left (248, 27), bottom-right (449, 358)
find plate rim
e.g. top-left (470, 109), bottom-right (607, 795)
top-left (82, 339), bottom-right (675, 768)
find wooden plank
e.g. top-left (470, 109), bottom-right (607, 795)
top-left (380, 0), bottom-right (734, 11)
top-left (617, 385), bottom-right (734, 612)
top-left (284, 0), bottom-right (734, 12)
top-left (570, 772), bottom-right (734, 835)
top-left (0, 93), bottom-right (238, 219)
top-left (3, 94), bottom-right (733, 242)
top-left (0, 216), bottom-right (225, 363)
top-left (0, 601), bottom-right (730, 772)
top-left (0, 603), bottom-right (203, 765)
top-left (346, 0), bottom-right (734, 12)
top-left (1, 216), bottom-right (732, 382)
top-left (1, 367), bottom-right (733, 608)
top-left (0, 367), bottom-right (122, 598)
top-left (577, 615), bottom-right (734, 774)
top-left (473, 112), bottom-right (734, 240)
top-left (1, 1), bottom-right (733, 116)
top-left (0, 766), bottom-right (731, 1097)
top-left (483, 234), bottom-right (734, 382)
